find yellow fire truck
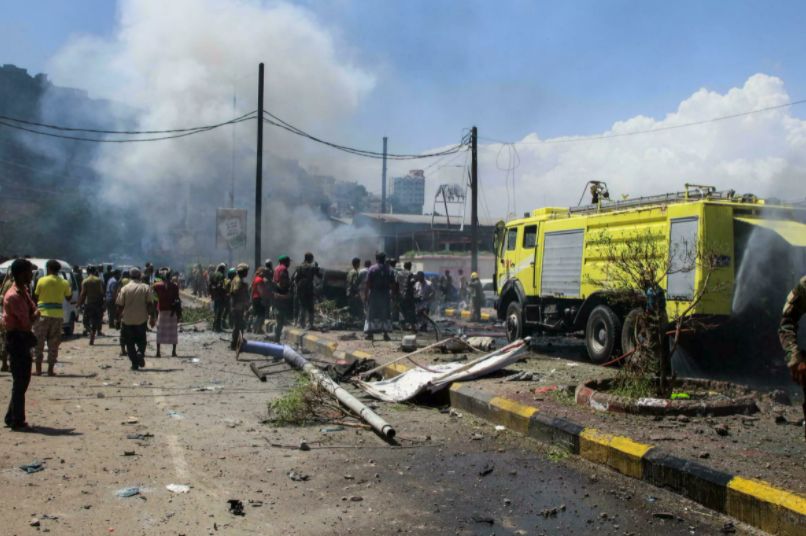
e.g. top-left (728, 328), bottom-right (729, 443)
top-left (493, 184), bottom-right (806, 363)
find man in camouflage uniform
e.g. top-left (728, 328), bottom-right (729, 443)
top-left (779, 276), bottom-right (806, 388)
top-left (293, 252), bottom-right (322, 329)
top-left (346, 258), bottom-right (363, 321)
top-left (229, 263), bottom-right (250, 351)
top-left (210, 264), bottom-right (227, 332)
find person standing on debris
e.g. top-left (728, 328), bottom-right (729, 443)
top-left (3, 258), bottom-right (39, 431)
top-left (293, 253), bottom-right (322, 330)
top-left (779, 275), bottom-right (806, 388)
top-left (223, 268), bottom-right (236, 330)
top-left (346, 258), bottom-right (364, 321)
top-left (77, 266), bottom-right (105, 345)
top-left (363, 252), bottom-right (397, 341)
top-left (229, 264), bottom-right (250, 350)
top-left (72, 265), bottom-right (83, 323)
top-left (105, 269), bottom-right (121, 330)
top-left (154, 268), bottom-right (181, 358)
top-left (414, 271), bottom-right (435, 333)
top-left (264, 260), bottom-right (275, 318)
top-left (33, 260), bottom-right (72, 376)
top-left (273, 269), bottom-right (292, 342)
top-left (115, 267), bottom-right (155, 371)
top-left (468, 272), bottom-right (484, 322)
top-left (210, 264), bottom-right (228, 332)
top-left (251, 267), bottom-right (268, 334)
top-left (399, 261), bottom-right (417, 330)
top-left (388, 258), bottom-right (401, 322)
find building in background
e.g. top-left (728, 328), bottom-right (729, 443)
top-left (390, 170), bottom-right (425, 215)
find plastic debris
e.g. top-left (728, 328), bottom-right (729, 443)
top-left (566, 362), bottom-right (579, 367)
top-left (495, 425), bottom-right (506, 431)
top-left (671, 393), bottom-right (690, 399)
top-left (228, 499), bottom-right (245, 516)
top-left (535, 386), bottom-right (557, 394)
top-left (125, 417), bottom-right (139, 424)
top-left (166, 411), bottom-right (184, 419)
top-left (19, 461), bottom-right (45, 474)
top-left (320, 426), bottom-right (345, 433)
top-left (287, 470), bottom-right (310, 481)
top-left (126, 433), bottom-right (154, 440)
top-left (115, 487), bottom-right (140, 498)
top-left (166, 484), bottom-right (190, 493)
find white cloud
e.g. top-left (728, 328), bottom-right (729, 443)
top-left (468, 74), bottom-right (806, 220)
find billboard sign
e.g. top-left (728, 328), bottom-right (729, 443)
top-left (216, 208), bottom-right (247, 250)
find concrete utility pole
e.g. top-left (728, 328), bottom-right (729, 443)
top-left (229, 83), bottom-right (236, 269)
top-left (381, 137), bottom-right (388, 214)
top-left (471, 126), bottom-right (478, 273)
top-left (254, 63), bottom-right (264, 269)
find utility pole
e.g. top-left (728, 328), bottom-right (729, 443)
top-left (470, 126), bottom-right (478, 273)
top-left (254, 63), bottom-right (264, 270)
top-left (229, 83), bottom-right (236, 269)
top-left (380, 137), bottom-right (388, 214)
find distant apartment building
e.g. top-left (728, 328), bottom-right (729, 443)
top-left (390, 170), bottom-right (425, 215)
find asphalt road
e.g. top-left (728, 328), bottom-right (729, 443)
top-left (0, 319), bottom-right (763, 535)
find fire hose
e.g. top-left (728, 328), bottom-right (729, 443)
top-left (238, 339), bottom-right (395, 439)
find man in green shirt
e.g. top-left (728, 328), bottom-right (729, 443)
top-left (77, 266), bottom-right (105, 345)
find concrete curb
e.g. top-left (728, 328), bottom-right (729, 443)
top-left (279, 328), bottom-right (806, 535)
top-left (442, 308), bottom-right (492, 321)
top-left (179, 289), bottom-right (210, 307)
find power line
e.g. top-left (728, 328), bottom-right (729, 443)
top-left (0, 157), bottom-right (94, 183)
top-left (262, 111), bottom-right (469, 160)
top-left (0, 111), bottom-right (258, 135)
top-left (480, 98), bottom-right (806, 146)
top-left (0, 112), bottom-right (257, 143)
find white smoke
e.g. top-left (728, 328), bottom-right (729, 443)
top-left (463, 74), bottom-right (806, 220)
top-left (45, 0), bottom-right (375, 202)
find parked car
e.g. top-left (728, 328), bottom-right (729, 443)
top-left (0, 258), bottom-right (80, 336)
top-left (481, 278), bottom-right (496, 307)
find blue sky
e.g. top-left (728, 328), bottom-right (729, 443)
top-left (2, 0), bottom-right (805, 155)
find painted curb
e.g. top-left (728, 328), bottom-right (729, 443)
top-left (278, 330), bottom-right (806, 534)
top-left (443, 308), bottom-right (492, 321)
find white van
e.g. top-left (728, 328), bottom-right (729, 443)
top-left (0, 258), bottom-right (81, 336)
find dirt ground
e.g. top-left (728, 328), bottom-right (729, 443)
top-left (294, 316), bottom-right (806, 497)
top-left (0, 319), bottom-right (767, 536)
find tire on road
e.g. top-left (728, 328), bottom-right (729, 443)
top-left (585, 304), bottom-right (622, 364)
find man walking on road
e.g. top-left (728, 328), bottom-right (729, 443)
top-left (229, 264), bottom-right (250, 351)
top-left (273, 269), bottom-right (292, 342)
top-left (105, 269), bottom-right (121, 330)
top-left (293, 252), bottom-right (322, 330)
top-left (33, 260), bottom-right (72, 376)
top-left (3, 259), bottom-right (39, 431)
top-left (115, 267), bottom-right (155, 371)
top-left (346, 258), bottom-right (363, 321)
top-left (210, 264), bottom-right (227, 332)
top-left (363, 252), bottom-right (397, 341)
top-left (77, 266), bottom-right (105, 345)
top-left (154, 268), bottom-right (181, 358)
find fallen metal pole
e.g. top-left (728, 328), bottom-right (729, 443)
top-left (239, 340), bottom-right (396, 439)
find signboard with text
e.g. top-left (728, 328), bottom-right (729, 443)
top-left (216, 208), bottom-right (247, 250)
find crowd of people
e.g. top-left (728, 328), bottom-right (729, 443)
top-left (0, 252), bottom-right (485, 432)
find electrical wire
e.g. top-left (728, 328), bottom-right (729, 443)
top-left (0, 157), bottom-right (94, 183)
top-left (478, 98), bottom-right (806, 146)
top-left (0, 112), bottom-right (257, 143)
top-left (262, 111), bottom-right (469, 160)
top-left (0, 110), bottom-right (258, 135)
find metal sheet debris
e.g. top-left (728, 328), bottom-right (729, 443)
top-left (358, 339), bottom-right (529, 403)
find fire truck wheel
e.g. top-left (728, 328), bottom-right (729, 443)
top-left (585, 305), bottom-right (622, 363)
top-left (505, 301), bottom-right (523, 342)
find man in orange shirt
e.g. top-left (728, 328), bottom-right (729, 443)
top-left (3, 259), bottom-right (40, 431)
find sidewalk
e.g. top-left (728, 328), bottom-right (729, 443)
top-left (277, 325), bottom-right (806, 535)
